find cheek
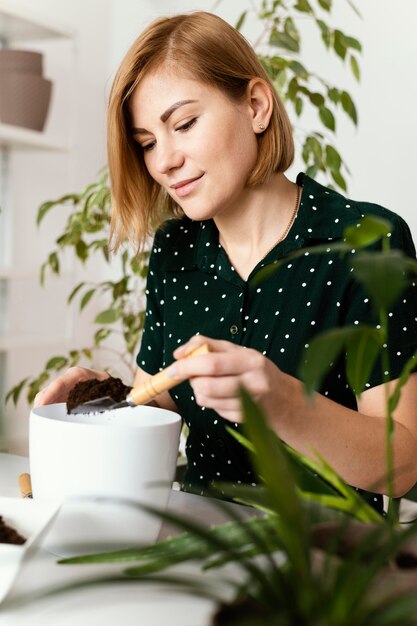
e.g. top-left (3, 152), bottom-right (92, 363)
top-left (206, 125), bottom-right (258, 178)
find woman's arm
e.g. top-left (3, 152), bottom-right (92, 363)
top-left (168, 335), bottom-right (417, 497)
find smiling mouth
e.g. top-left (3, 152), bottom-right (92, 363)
top-left (171, 174), bottom-right (204, 190)
top-left (171, 174), bottom-right (204, 197)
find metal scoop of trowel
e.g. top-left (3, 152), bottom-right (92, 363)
top-left (70, 343), bottom-right (210, 414)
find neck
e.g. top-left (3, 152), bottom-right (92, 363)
top-left (215, 173), bottom-right (299, 279)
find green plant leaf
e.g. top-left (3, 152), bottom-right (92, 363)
top-left (325, 144), bottom-right (342, 170)
top-left (331, 168), bottom-right (347, 190)
top-left (345, 327), bottom-right (384, 394)
top-left (67, 282), bottom-right (85, 304)
top-left (351, 250), bottom-right (410, 313)
top-left (28, 372), bottom-right (50, 403)
top-left (299, 327), bottom-right (348, 395)
top-left (319, 106), bottom-right (336, 131)
top-left (94, 328), bottom-right (112, 344)
top-left (94, 308), bottom-right (121, 324)
top-left (240, 388), bottom-right (310, 578)
top-left (45, 356), bottom-right (68, 371)
top-left (48, 251), bottom-right (60, 275)
top-left (5, 377), bottom-right (29, 406)
top-left (316, 18), bottom-right (331, 48)
top-left (80, 288), bottom-right (95, 311)
top-left (227, 426), bottom-right (338, 500)
top-left (299, 324), bottom-right (384, 397)
top-left (269, 29), bottom-right (300, 53)
top-left (350, 54), bottom-right (360, 81)
top-left (36, 194), bottom-right (79, 226)
top-left (334, 29), bottom-right (347, 60)
top-left (75, 240), bottom-right (89, 263)
top-left (295, 0), bottom-right (312, 13)
top-left (287, 77), bottom-right (298, 100)
top-left (341, 90), bottom-right (358, 125)
top-left (327, 87), bottom-right (340, 104)
top-left (310, 92), bottom-right (325, 107)
top-left (235, 10), bottom-right (247, 30)
top-left (288, 60), bottom-right (308, 78)
top-left (345, 35), bottom-right (362, 52)
top-left (344, 215), bottom-right (391, 248)
top-left (318, 0), bottom-right (332, 11)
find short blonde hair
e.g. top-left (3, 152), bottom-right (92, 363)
top-left (108, 11), bottom-right (294, 252)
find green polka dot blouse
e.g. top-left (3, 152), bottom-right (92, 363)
top-left (137, 172), bottom-right (417, 512)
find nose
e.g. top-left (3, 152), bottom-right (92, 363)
top-left (154, 139), bottom-right (184, 175)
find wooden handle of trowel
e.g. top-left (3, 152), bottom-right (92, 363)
top-left (19, 473), bottom-right (33, 499)
top-left (128, 343), bottom-right (210, 406)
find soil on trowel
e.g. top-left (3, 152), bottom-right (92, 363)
top-left (66, 377), bottom-right (132, 414)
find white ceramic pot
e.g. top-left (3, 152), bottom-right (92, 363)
top-left (29, 403), bottom-right (181, 556)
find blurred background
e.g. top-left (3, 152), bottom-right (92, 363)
top-left (0, 0), bottom-right (416, 454)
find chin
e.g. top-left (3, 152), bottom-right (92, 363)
top-left (180, 203), bottom-right (219, 222)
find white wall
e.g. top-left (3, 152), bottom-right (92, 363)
top-left (2, 0), bottom-right (417, 452)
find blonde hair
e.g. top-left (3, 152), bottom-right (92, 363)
top-left (108, 11), bottom-right (294, 252)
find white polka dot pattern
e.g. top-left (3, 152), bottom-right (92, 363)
top-left (137, 173), bottom-right (417, 513)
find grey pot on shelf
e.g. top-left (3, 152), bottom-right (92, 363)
top-left (0, 49), bottom-right (52, 132)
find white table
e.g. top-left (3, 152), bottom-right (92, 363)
top-left (0, 453), bottom-right (254, 625)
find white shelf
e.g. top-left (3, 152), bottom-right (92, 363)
top-left (0, 0), bottom-right (72, 42)
top-left (0, 122), bottom-right (68, 151)
top-left (0, 335), bottom-right (67, 350)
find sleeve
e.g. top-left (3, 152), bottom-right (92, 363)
top-left (136, 232), bottom-right (166, 375)
top-left (343, 212), bottom-right (417, 389)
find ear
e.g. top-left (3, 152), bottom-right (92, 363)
top-left (246, 78), bottom-right (274, 134)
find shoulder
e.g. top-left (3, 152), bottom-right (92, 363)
top-left (298, 173), bottom-right (415, 255)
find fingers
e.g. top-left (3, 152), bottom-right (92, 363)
top-left (173, 335), bottom-right (239, 359)
top-left (169, 336), bottom-right (272, 423)
top-left (169, 339), bottom-right (260, 381)
top-left (33, 367), bottom-right (109, 407)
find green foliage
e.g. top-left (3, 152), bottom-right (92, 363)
top-left (7, 170), bottom-right (149, 404)
top-left (246, 0), bottom-right (361, 184)
top-left (299, 325), bottom-right (384, 396)
top-left (59, 390), bottom-right (417, 624)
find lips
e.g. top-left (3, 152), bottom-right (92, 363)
top-left (170, 174), bottom-right (204, 190)
top-left (170, 174), bottom-right (204, 198)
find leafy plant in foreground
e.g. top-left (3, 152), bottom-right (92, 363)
top-left (57, 389), bottom-right (417, 625)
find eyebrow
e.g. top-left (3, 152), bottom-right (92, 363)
top-left (132, 99), bottom-right (197, 135)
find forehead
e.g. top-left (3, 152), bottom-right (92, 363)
top-left (129, 66), bottom-right (225, 122)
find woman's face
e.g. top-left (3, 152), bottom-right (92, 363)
top-left (129, 66), bottom-right (260, 222)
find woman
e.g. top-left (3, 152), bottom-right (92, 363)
top-left (35, 12), bottom-right (417, 511)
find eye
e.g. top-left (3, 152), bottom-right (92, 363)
top-left (177, 117), bottom-right (197, 132)
top-left (142, 141), bottom-right (156, 153)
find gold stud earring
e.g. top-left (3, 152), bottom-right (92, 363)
top-left (258, 123), bottom-right (265, 130)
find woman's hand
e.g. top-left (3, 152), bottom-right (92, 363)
top-left (169, 335), bottom-right (282, 423)
top-left (34, 367), bottom-right (110, 407)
